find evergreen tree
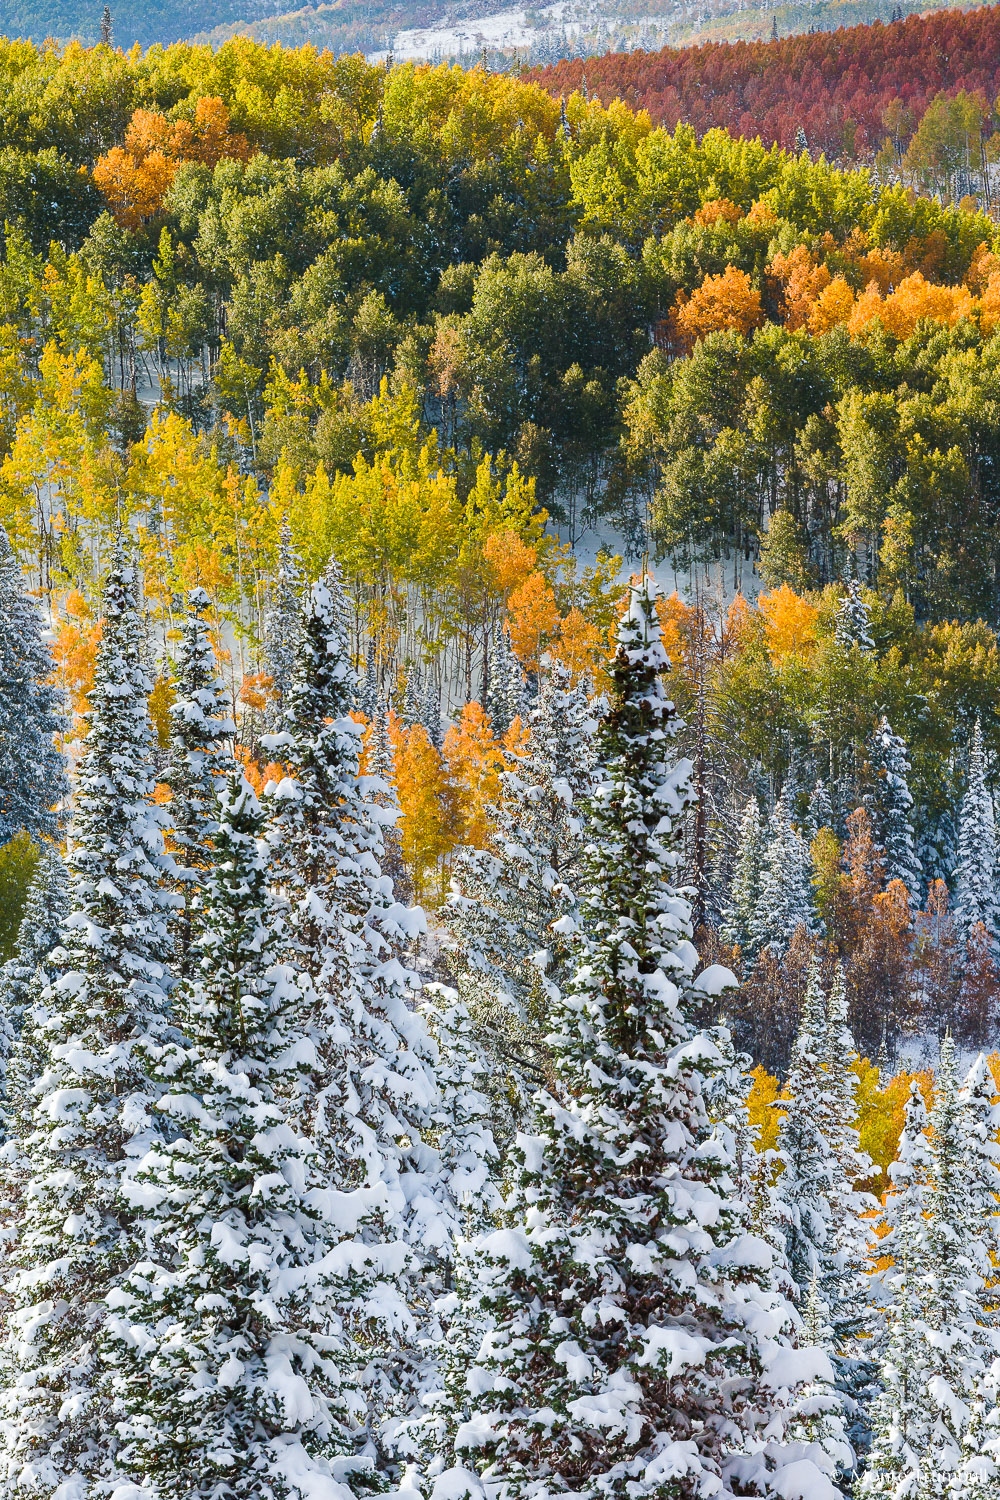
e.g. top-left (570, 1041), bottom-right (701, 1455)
top-left (445, 580), bottom-right (847, 1500)
top-left (775, 961), bottom-right (874, 1413)
top-left (0, 546), bottom-right (175, 1495)
top-left (264, 521), bottom-right (304, 729)
top-left (862, 1048), bottom-right (1000, 1495)
top-left (953, 719), bottom-right (1000, 950)
top-left (411, 984), bottom-right (501, 1472)
top-left (859, 1082), bottom-right (935, 1499)
top-left (0, 842), bottom-right (69, 1131)
top-left (162, 587), bottom-right (236, 976)
top-left (821, 968), bottom-right (876, 1344)
top-left (916, 1042), bottom-right (1000, 1485)
top-left (775, 960), bottom-right (837, 1306)
top-left (402, 666), bottom-right (423, 727)
top-left (446, 657), bottom-right (594, 1137)
top-left (105, 772), bottom-right (378, 1500)
top-left (864, 716), bottom-right (922, 904)
top-left (422, 672), bottom-right (443, 750)
top-left (807, 779), bottom-right (835, 838)
top-left (263, 571), bottom-right (451, 1453)
top-left (720, 795), bottom-right (765, 956)
top-left (834, 578), bottom-right (875, 652)
top-left (485, 624), bottom-right (525, 736)
top-left (359, 640), bottom-right (379, 721)
top-left (750, 793), bottom-right (819, 957)
top-left (0, 522), bottom-right (68, 843)
top-left (369, 705), bottom-right (410, 898)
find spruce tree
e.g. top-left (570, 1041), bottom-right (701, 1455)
top-left (0, 841), bottom-right (69, 1129)
top-left (360, 639), bottom-right (379, 721)
top-left (446, 657), bottom-right (594, 1136)
top-left (402, 666), bottom-right (423, 727)
top-left (412, 984), bottom-right (501, 1473)
top-left (862, 1049), bottom-right (1000, 1496)
top-left (446, 580), bottom-right (847, 1499)
top-left (775, 960), bottom-right (837, 1306)
top-left (263, 570), bottom-right (451, 1453)
top-left (264, 521), bottom-right (304, 729)
top-left (953, 719), bottom-right (1000, 950)
top-left (834, 579), bottom-right (875, 653)
top-left (0, 546), bottom-right (175, 1495)
top-left (775, 958), bottom-right (875, 1447)
top-left (485, 624), bottom-right (525, 736)
top-left (720, 795), bottom-right (765, 956)
top-left (807, 779), bottom-right (835, 839)
top-left (821, 968), bottom-right (876, 1346)
top-left (105, 773), bottom-right (377, 1500)
top-left (0, 522), bottom-right (68, 843)
top-left (859, 1082), bottom-right (935, 1499)
top-left (750, 793), bottom-right (819, 957)
top-left (162, 587), bottom-right (236, 976)
top-left (916, 1042), bottom-right (1000, 1485)
top-left (864, 716), bottom-right (922, 904)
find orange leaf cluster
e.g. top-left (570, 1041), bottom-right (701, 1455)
top-left (387, 710), bottom-right (461, 899)
top-left (93, 98), bottom-right (251, 229)
top-left (51, 589), bottom-right (102, 734)
top-left (758, 584), bottom-right (820, 657)
top-left (672, 266), bottom-right (764, 348)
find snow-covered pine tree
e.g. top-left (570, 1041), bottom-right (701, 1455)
top-left (444, 579), bottom-right (847, 1500)
top-left (775, 958), bottom-right (837, 1307)
top-left (0, 841), bottom-right (69, 1131)
top-left (422, 672), bottom-right (443, 750)
top-left (953, 719), bottom-right (1000, 950)
top-left (402, 665), bottom-right (423, 727)
top-left (859, 1081), bottom-right (935, 1499)
top-left (720, 795), bottom-right (765, 957)
top-left (366, 704), bottom-right (409, 898)
top-left (446, 656), bottom-right (595, 1137)
top-left (956, 1052), bottom-right (1000, 1325)
top-left (834, 578), bottom-right (875, 653)
top-left (162, 587), bottom-right (236, 976)
top-left (0, 545), bottom-right (176, 1496)
top-left (263, 570), bottom-right (452, 1454)
top-left (360, 639), bottom-right (379, 721)
top-left (105, 772), bottom-right (384, 1500)
top-left (485, 624), bottom-right (524, 736)
top-left (864, 716), bottom-right (922, 905)
top-left (820, 968), bottom-right (876, 1343)
top-left (411, 984), bottom-right (501, 1474)
top-left (914, 1041), bottom-right (1000, 1487)
top-left (815, 966), bottom-right (878, 1456)
top-left (749, 792), bottom-right (819, 957)
top-left (419, 984), bottom-right (501, 1239)
top-left (0, 522), bottom-right (68, 843)
top-left (264, 520), bottom-right (304, 728)
top-left (807, 779), bottom-right (835, 839)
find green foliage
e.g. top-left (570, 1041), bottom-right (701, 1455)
top-left (0, 832), bottom-right (40, 964)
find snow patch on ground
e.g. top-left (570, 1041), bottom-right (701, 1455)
top-left (367, 0), bottom-right (678, 61)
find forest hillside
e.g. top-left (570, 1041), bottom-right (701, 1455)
top-left (2, 37), bottom-right (1000, 1497)
top-left (536, 4), bottom-right (1000, 163)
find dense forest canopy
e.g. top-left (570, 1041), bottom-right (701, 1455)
top-left (5, 37), bottom-right (1000, 1059)
top-left (7, 29), bottom-right (1000, 1500)
top-left (536, 5), bottom-right (1000, 161)
top-left (0, 0), bottom-right (293, 48)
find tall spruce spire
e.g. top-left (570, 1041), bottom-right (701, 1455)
top-left (445, 577), bottom-right (848, 1499)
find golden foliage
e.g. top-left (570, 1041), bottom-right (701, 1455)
top-left (758, 583), bottom-right (820, 658)
top-left (673, 266), bottom-right (764, 347)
